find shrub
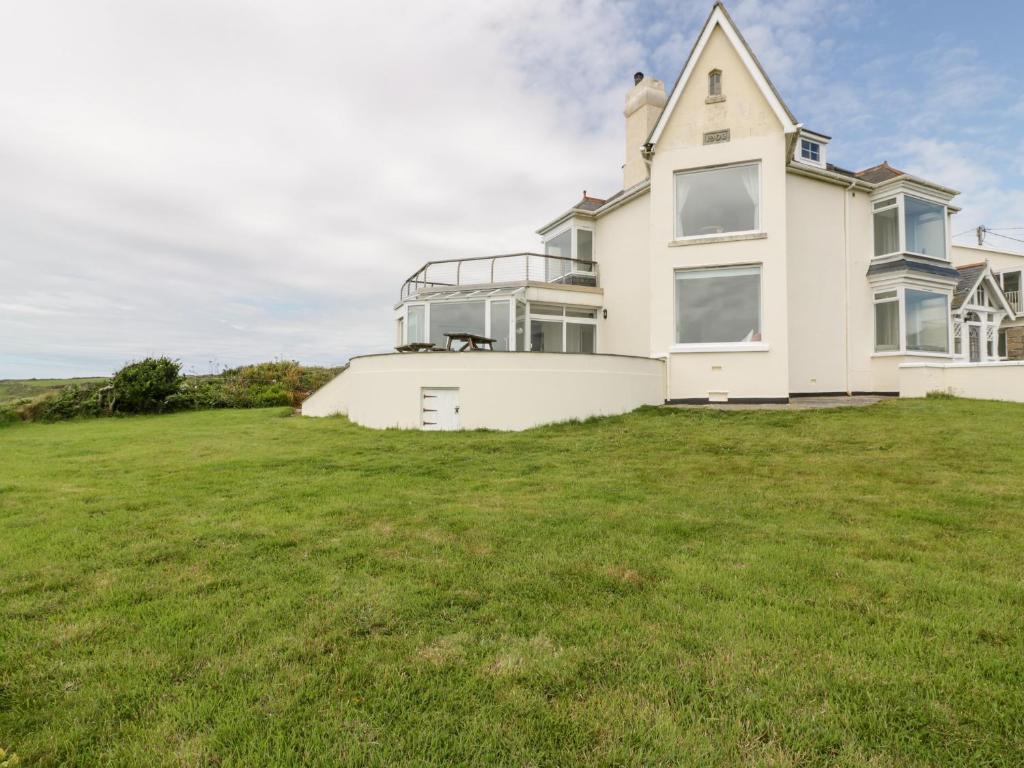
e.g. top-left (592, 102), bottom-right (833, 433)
top-left (219, 361), bottom-right (338, 408)
top-left (31, 382), bottom-right (107, 421)
top-left (7, 359), bottom-right (342, 422)
top-left (108, 357), bottom-right (182, 414)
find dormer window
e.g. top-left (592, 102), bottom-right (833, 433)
top-left (708, 69), bottom-right (722, 97)
top-left (794, 133), bottom-right (828, 168)
top-left (800, 139), bottom-right (821, 163)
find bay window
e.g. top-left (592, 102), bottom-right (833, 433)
top-left (873, 290), bottom-right (899, 352)
top-left (872, 287), bottom-right (951, 355)
top-left (905, 197), bottom-right (946, 258)
top-left (543, 225), bottom-right (595, 283)
top-left (905, 289), bottom-right (949, 353)
top-left (873, 198), bottom-right (900, 257)
top-left (675, 162), bottom-right (760, 239)
top-left (872, 193), bottom-right (949, 260)
top-left (675, 265), bottom-right (762, 345)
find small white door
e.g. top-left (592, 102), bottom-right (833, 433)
top-left (421, 388), bottom-right (460, 431)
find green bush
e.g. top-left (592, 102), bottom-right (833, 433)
top-left (108, 358), bottom-right (182, 414)
top-left (219, 361), bottom-right (341, 408)
top-left (6, 382), bottom-right (109, 423)
top-left (6, 360), bottom-right (343, 422)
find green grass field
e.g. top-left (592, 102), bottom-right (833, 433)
top-left (0, 378), bottom-right (107, 406)
top-left (1, 401), bottom-right (1022, 766)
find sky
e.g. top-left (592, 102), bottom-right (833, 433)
top-left (2, 0), bottom-right (1022, 378)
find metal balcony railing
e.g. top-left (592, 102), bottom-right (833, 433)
top-left (400, 252), bottom-right (598, 301)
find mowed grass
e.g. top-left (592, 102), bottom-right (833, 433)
top-left (1, 401), bottom-right (1022, 767)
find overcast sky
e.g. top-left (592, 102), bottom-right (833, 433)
top-left (2, 0), bottom-right (1022, 378)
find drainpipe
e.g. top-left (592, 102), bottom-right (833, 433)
top-left (653, 352), bottom-right (670, 403)
top-left (843, 178), bottom-right (856, 395)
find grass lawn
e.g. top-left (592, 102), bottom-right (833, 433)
top-left (1, 401), bottom-right (1022, 766)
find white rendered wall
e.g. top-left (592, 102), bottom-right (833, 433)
top-left (900, 361), bottom-right (1024, 402)
top-left (648, 27), bottom-right (791, 401)
top-left (301, 353), bottom-right (666, 431)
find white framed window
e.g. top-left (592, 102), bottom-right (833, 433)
top-left (407, 304), bottom-right (426, 343)
top-left (904, 196), bottom-right (946, 258)
top-left (905, 289), bottom-right (949, 353)
top-left (542, 224), bottom-right (596, 282)
top-left (405, 297), bottom-right (516, 349)
top-left (489, 300), bottom-right (511, 351)
top-left (872, 286), bottom-right (951, 356)
top-left (527, 304), bottom-right (597, 353)
top-left (873, 197), bottom-right (900, 257)
top-left (674, 265), bottom-right (762, 347)
top-left (871, 193), bottom-right (948, 260)
top-left (428, 301), bottom-right (486, 348)
top-left (800, 139), bottom-right (821, 163)
top-left (543, 225), bottom-right (595, 263)
top-left (873, 290), bottom-right (899, 352)
top-left (674, 162), bottom-right (760, 240)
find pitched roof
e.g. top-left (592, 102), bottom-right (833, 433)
top-left (952, 263), bottom-right (986, 309)
top-left (855, 162), bottom-right (906, 184)
top-left (647, 2), bottom-right (799, 148)
top-left (573, 195), bottom-right (607, 212)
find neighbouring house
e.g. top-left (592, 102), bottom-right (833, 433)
top-left (304, 1), bottom-right (1024, 430)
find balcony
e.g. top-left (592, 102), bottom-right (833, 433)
top-left (1007, 290), bottom-right (1021, 314)
top-left (401, 252), bottom-right (598, 302)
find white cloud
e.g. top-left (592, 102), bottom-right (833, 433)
top-left (1, 0), bottom-right (1020, 377)
top-left (0, 0), bottom-right (644, 376)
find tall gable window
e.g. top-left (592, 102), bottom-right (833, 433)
top-left (675, 162), bottom-right (760, 239)
top-left (708, 69), bottom-right (722, 97)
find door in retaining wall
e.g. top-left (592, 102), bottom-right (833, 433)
top-left (421, 388), bottom-right (460, 431)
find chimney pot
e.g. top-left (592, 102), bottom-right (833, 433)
top-left (634, 72), bottom-right (644, 85)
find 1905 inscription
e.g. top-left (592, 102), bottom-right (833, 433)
top-left (703, 129), bottom-right (731, 145)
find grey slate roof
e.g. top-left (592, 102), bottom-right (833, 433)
top-left (866, 258), bottom-right (960, 281)
top-left (952, 263), bottom-right (987, 310)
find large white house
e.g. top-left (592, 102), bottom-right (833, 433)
top-left (305, 2), bottom-right (1024, 430)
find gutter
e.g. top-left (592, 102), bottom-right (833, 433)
top-left (534, 180), bottom-right (652, 236)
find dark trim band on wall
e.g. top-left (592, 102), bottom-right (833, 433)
top-left (665, 397), bottom-right (790, 405)
top-left (789, 391), bottom-right (849, 398)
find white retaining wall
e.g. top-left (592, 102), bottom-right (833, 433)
top-left (900, 361), bottom-right (1024, 403)
top-left (301, 352), bottom-right (666, 430)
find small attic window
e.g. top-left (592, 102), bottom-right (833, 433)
top-left (796, 136), bottom-right (827, 168)
top-left (708, 69), bottom-right (722, 97)
top-left (800, 139), bottom-right (821, 163)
